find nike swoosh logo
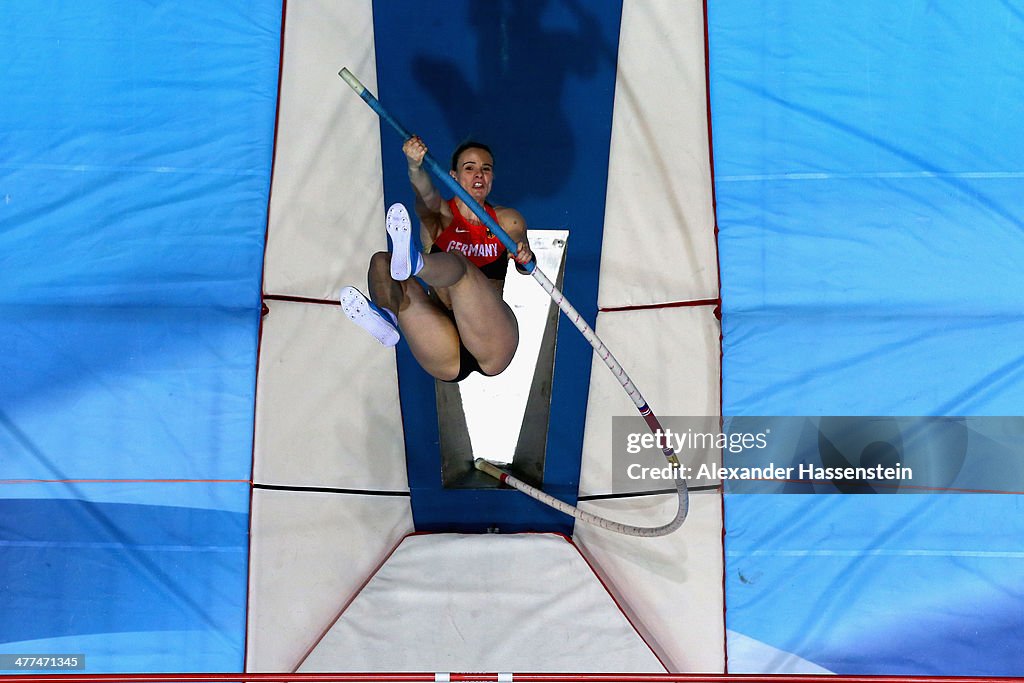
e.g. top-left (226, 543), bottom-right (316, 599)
top-left (454, 226), bottom-right (469, 233)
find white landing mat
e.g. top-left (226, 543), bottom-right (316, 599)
top-left (298, 533), bottom-right (667, 672)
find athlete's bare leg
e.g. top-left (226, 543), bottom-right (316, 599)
top-left (417, 251), bottom-right (519, 376)
top-left (368, 250), bottom-right (518, 379)
top-left (367, 251), bottom-right (462, 381)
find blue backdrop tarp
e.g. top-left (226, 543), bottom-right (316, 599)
top-left (709, 1), bottom-right (1024, 675)
top-left (0, 1), bottom-right (280, 671)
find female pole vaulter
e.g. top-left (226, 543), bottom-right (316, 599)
top-left (339, 69), bottom-right (688, 534)
top-left (340, 137), bottom-right (534, 383)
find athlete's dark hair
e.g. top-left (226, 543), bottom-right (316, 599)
top-left (450, 141), bottom-right (494, 172)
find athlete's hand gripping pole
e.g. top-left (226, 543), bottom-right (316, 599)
top-left (339, 68), bottom-right (688, 536)
top-left (340, 68), bottom-right (536, 273)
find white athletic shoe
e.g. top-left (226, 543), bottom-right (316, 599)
top-left (339, 286), bottom-right (400, 347)
top-left (385, 202), bottom-right (423, 281)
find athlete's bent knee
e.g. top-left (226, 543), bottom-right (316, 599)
top-left (369, 251), bottom-right (392, 273)
top-left (444, 251), bottom-right (474, 282)
top-left (428, 359), bottom-right (463, 383)
top-left (477, 346), bottom-right (517, 377)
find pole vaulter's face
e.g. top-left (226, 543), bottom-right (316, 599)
top-left (451, 148), bottom-right (494, 203)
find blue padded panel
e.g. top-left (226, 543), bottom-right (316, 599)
top-left (370, 0), bottom-right (623, 533)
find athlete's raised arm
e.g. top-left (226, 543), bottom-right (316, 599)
top-left (403, 135), bottom-right (442, 211)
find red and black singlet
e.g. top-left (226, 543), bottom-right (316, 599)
top-left (430, 199), bottom-right (508, 280)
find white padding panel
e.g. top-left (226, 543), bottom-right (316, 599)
top-left (263, 0), bottom-right (387, 299)
top-left (246, 488), bottom-right (413, 672)
top-left (254, 300), bottom-right (407, 491)
top-left (579, 306), bottom-right (720, 496)
top-left (574, 491), bottom-right (724, 672)
top-left (299, 534), bottom-right (666, 672)
top-left (600, 0), bottom-right (717, 308)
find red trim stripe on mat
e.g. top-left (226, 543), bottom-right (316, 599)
top-left (599, 298), bottom-right (720, 313)
top-left (3, 674), bottom-right (1019, 682)
top-left (263, 294), bottom-right (340, 306)
top-left (247, 0), bottom-right (295, 670)
top-left (701, 0), bottom-right (728, 672)
top-left (0, 479), bottom-right (249, 485)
